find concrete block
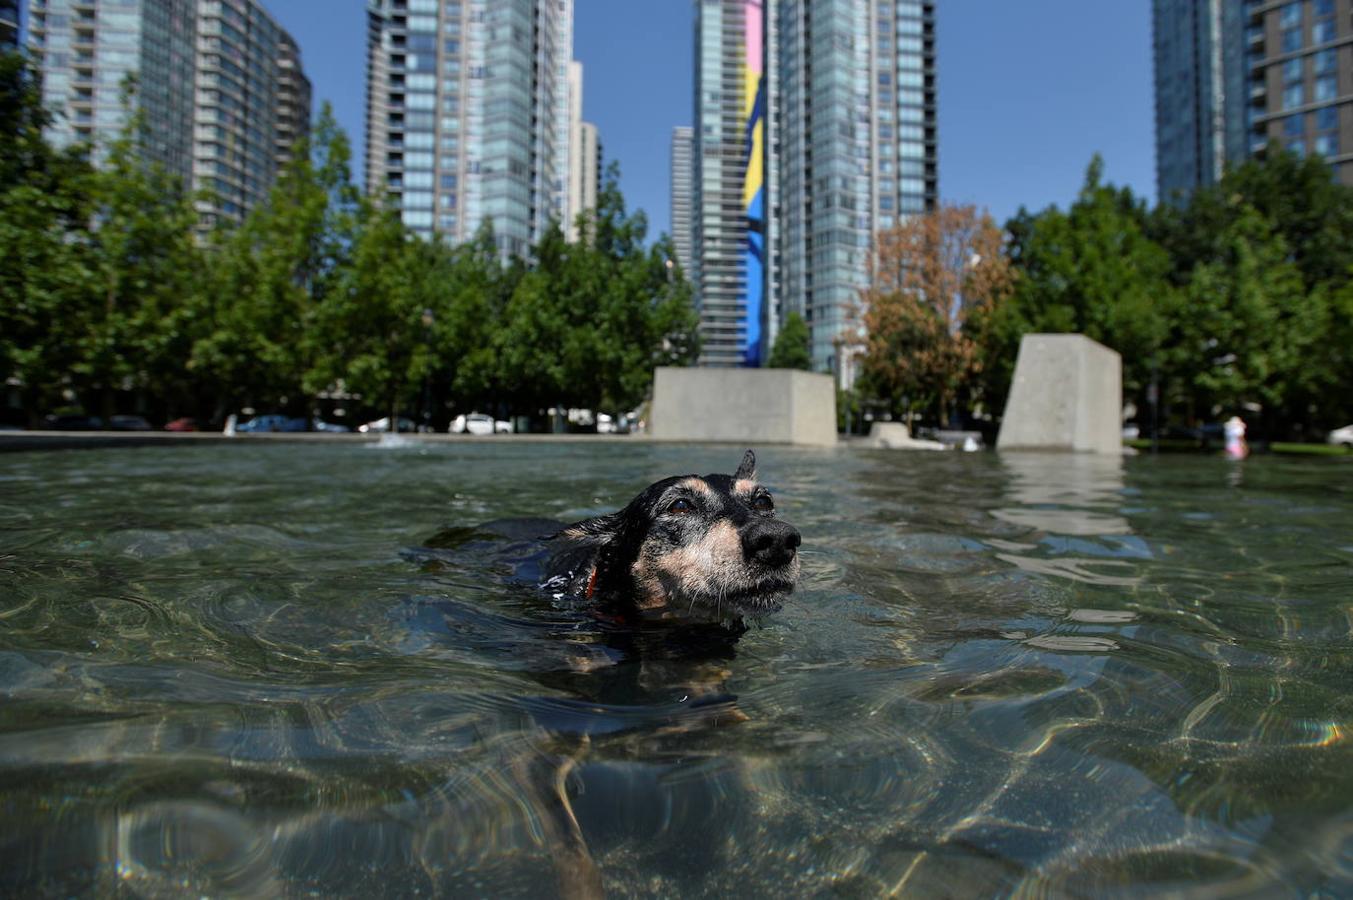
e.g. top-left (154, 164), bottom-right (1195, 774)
top-left (649, 367), bottom-right (837, 446)
top-left (996, 334), bottom-right (1122, 454)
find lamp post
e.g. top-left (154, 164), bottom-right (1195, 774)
top-left (420, 307), bottom-right (434, 432)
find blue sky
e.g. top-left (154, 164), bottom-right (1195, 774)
top-left (267, 0), bottom-right (1156, 239)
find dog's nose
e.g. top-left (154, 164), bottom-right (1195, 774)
top-left (742, 520), bottom-right (801, 566)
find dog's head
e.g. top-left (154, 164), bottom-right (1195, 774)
top-left (560, 450), bottom-right (801, 622)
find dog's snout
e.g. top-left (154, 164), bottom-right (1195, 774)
top-left (742, 520), bottom-right (801, 566)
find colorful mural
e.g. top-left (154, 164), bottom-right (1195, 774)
top-left (742, 0), bottom-right (766, 366)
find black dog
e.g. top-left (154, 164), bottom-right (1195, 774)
top-left (544, 449), bottom-right (801, 625)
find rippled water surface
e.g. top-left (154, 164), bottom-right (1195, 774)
top-left (2, 442), bottom-right (1351, 897)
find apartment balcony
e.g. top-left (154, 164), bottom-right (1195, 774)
top-left (1250, 83), bottom-right (1268, 105)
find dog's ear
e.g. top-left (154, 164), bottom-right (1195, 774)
top-left (734, 449), bottom-right (757, 481)
top-left (554, 511), bottom-right (624, 545)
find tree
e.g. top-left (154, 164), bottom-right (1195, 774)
top-left (977, 157), bottom-right (1174, 409)
top-left (1154, 147), bottom-right (1353, 291)
top-left (318, 199), bottom-right (425, 429)
top-left (1163, 207), bottom-right (1310, 421)
top-left (75, 78), bottom-right (203, 422)
top-left (768, 311), bottom-right (812, 370)
top-left (195, 103), bottom-right (359, 422)
top-left (0, 52), bottom-right (98, 425)
top-left (857, 202), bottom-right (1013, 425)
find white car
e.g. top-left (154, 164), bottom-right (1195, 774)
top-left (450, 413), bottom-right (493, 435)
top-left (1327, 424), bottom-right (1353, 448)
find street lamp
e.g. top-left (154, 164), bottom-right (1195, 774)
top-left (420, 307), bottom-right (434, 432)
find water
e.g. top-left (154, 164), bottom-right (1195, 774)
top-left (1, 442), bottom-right (1350, 897)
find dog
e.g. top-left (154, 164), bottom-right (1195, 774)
top-left (544, 449), bottom-right (801, 626)
top-left (404, 451), bottom-right (800, 898)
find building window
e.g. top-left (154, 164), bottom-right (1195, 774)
top-left (1314, 133), bottom-right (1338, 156)
top-left (1315, 105), bottom-right (1338, 131)
top-left (1283, 83), bottom-right (1305, 109)
top-left (1288, 138), bottom-right (1306, 156)
top-left (1315, 74), bottom-right (1336, 101)
top-left (1282, 28), bottom-right (1302, 53)
top-left (1283, 57), bottom-right (1303, 82)
top-left (1312, 20), bottom-right (1335, 44)
top-left (1284, 114), bottom-right (1303, 136)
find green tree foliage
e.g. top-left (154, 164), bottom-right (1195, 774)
top-left (0, 52), bottom-right (98, 424)
top-left (976, 156), bottom-right (1172, 404)
top-left (78, 80), bottom-right (204, 420)
top-left (195, 103), bottom-right (359, 420)
top-left (1153, 147), bottom-right (1353, 290)
top-left (768, 311), bottom-right (812, 370)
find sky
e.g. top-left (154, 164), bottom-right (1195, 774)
top-left (267, 0), bottom-right (1157, 240)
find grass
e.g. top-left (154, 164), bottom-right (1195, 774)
top-left (1124, 438), bottom-right (1352, 457)
top-left (1269, 442), bottom-right (1353, 457)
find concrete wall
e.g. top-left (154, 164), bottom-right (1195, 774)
top-left (996, 334), bottom-right (1123, 454)
top-left (649, 367), bottom-right (837, 446)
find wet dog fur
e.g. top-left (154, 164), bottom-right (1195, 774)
top-left (547, 450), bottom-right (801, 626)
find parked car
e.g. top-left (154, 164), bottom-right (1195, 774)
top-left (312, 419), bottom-right (351, 433)
top-left (1327, 424), bottom-right (1353, 448)
top-left (108, 415), bottom-right (153, 431)
top-left (164, 417), bottom-right (198, 432)
top-left (236, 414), bottom-right (307, 433)
top-left (358, 416), bottom-right (416, 433)
top-left (450, 412), bottom-right (495, 435)
top-left (42, 414), bottom-right (104, 431)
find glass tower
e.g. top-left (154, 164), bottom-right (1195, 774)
top-left (1153, 0), bottom-right (1353, 198)
top-left (689, 0), bottom-right (937, 373)
top-left (26, 0), bottom-right (309, 227)
top-left (365, 0), bottom-right (575, 255)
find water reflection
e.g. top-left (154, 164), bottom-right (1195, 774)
top-left (0, 444), bottom-right (1351, 895)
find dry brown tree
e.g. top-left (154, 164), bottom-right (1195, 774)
top-left (853, 203), bottom-right (1013, 426)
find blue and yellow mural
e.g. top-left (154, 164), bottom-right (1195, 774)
top-left (742, 0), bottom-right (766, 366)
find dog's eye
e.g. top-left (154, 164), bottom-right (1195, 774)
top-left (667, 497), bottom-right (696, 514)
top-left (752, 494), bottom-right (774, 512)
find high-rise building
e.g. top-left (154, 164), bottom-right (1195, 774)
top-left (1153, 0), bottom-right (1353, 200)
top-left (578, 120), bottom-right (599, 209)
top-left (1247, 0), bottom-right (1353, 184)
top-left (26, 0), bottom-right (310, 227)
top-left (275, 31), bottom-right (312, 171)
top-left (565, 61), bottom-right (600, 239)
top-left (670, 125), bottom-right (694, 278)
top-left (777, 0), bottom-right (937, 374)
top-left (193, 0), bottom-right (310, 228)
top-left (1152, 0), bottom-right (1250, 202)
top-left (1, 0), bottom-right (20, 50)
top-left (692, 0), bottom-right (771, 367)
top-left (364, 0), bottom-right (575, 256)
top-left (689, 0), bottom-right (937, 373)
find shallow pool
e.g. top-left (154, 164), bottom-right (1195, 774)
top-left (1, 442), bottom-right (1351, 896)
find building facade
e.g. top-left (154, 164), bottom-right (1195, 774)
top-left (1154, 0), bottom-right (1353, 199)
top-left (565, 61), bottom-right (600, 239)
top-left (689, 0), bottom-right (937, 373)
top-left (364, 0), bottom-right (575, 255)
top-left (1, 0), bottom-right (20, 50)
top-left (670, 125), bottom-right (694, 277)
top-left (1247, 0), bottom-right (1353, 183)
top-left (692, 0), bottom-right (772, 367)
top-left (26, 0), bottom-right (309, 226)
top-left (193, 0), bottom-right (311, 228)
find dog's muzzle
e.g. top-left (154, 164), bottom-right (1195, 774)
top-left (741, 519), bottom-right (801, 568)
